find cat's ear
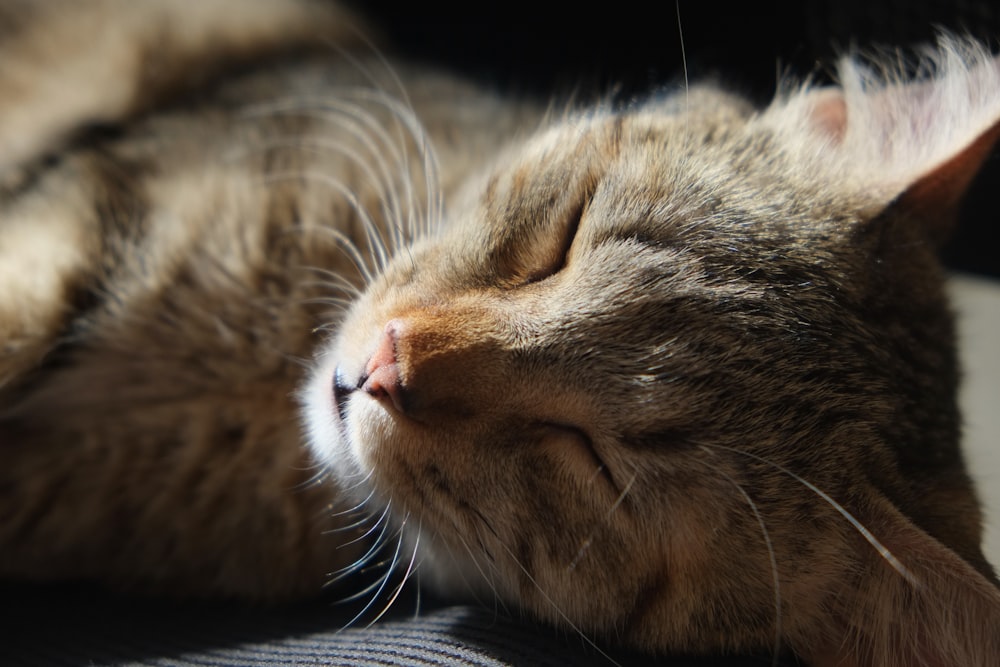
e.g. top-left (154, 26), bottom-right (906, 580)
top-left (767, 37), bottom-right (1000, 243)
top-left (802, 497), bottom-right (1000, 667)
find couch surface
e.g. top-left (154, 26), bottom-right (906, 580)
top-left (0, 582), bottom-right (791, 666)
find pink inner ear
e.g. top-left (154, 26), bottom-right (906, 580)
top-left (809, 90), bottom-right (848, 144)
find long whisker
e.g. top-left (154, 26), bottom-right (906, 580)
top-left (298, 295), bottom-right (354, 312)
top-left (330, 466), bottom-right (376, 496)
top-left (675, 0), bottom-right (689, 110)
top-left (328, 484), bottom-right (379, 519)
top-left (412, 569), bottom-right (422, 621)
top-left (242, 94), bottom-right (429, 248)
top-left (342, 502), bottom-right (394, 548)
top-left (704, 444), bottom-right (919, 587)
top-left (365, 527), bottom-right (421, 627)
top-left (350, 36), bottom-right (444, 240)
top-left (568, 468), bottom-right (637, 572)
top-left (297, 265), bottom-right (363, 298)
top-left (336, 517), bottom-right (408, 630)
top-left (703, 450), bottom-right (782, 666)
top-left (332, 558), bottom-right (396, 605)
top-left (324, 25), bottom-right (420, 128)
top-left (341, 88), bottom-right (442, 242)
top-left (313, 33), bottom-right (419, 238)
top-left (314, 31), bottom-right (442, 242)
top-left (493, 539), bottom-right (623, 667)
top-left (263, 169), bottom-right (389, 275)
top-left (263, 138), bottom-right (405, 254)
top-left (227, 112), bottom-right (409, 267)
top-left (348, 88), bottom-right (438, 241)
top-left (324, 509), bottom-right (394, 587)
top-left (605, 469), bottom-right (637, 518)
top-left (322, 510), bottom-right (373, 535)
top-left (250, 112), bottom-right (400, 243)
top-left (456, 532), bottom-right (509, 617)
top-left (289, 465), bottom-right (330, 493)
top-left (302, 216), bottom-right (376, 285)
top-left (324, 542), bottom-right (391, 588)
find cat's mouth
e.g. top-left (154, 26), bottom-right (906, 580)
top-left (331, 365), bottom-right (355, 424)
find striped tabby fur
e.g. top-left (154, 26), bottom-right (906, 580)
top-left (1, 2), bottom-right (998, 664)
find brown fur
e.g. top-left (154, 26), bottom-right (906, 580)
top-left (0, 2), bottom-right (997, 664)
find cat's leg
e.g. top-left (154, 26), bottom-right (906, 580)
top-left (0, 0), bottom-right (364, 389)
top-left (0, 0), bottom-right (363, 175)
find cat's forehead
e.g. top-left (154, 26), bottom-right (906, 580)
top-left (530, 91), bottom-right (756, 165)
top-left (481, 95), bottom-right (852, 248)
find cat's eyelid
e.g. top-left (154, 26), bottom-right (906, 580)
top-left (540, 420), bottom-right (620, 493)
top-left (522, 192), bottom-right (591, 285)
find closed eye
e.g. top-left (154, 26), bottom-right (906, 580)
top-left (539, 421), bottom-right (618, 492)
top-left (522, 196), bottom-right (587, 285)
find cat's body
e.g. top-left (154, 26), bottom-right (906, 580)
top-left (1, 2), bottom-right (998, 665)
top-left (0, 0), bottom-right (546, 600)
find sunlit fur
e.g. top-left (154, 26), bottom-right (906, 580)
top-left (0, 2), bottom-right (998, 665)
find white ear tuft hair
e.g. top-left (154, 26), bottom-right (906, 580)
top-left (763, 35), bottom-right (1000, 209)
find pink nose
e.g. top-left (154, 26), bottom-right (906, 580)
top-left (361, 319), bottom-right (405, 412)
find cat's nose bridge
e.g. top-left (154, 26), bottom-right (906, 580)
top-left (362, 304), bottom-right (511, 420)
top-left (360, 319), bottom-right (405, 412)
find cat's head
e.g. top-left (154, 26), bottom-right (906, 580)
top-left (305, 38), bottom-right (1000, 665)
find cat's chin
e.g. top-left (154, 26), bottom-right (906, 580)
top-left (301, 355), bottom-right (490, 604)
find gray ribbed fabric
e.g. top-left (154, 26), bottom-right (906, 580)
top-left (0, 584), bottom-right (792, 666)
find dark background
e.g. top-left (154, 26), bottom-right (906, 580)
top-left (349, 0), bottom-right (1000, 278)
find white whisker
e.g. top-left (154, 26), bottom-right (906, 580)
top-left (350, 38), bottom-right (443, 240)
top-left (259, 177), bottom-right (377, 283)
top-left (338, 88), bottom-right (442, 241)
top-left (342, 502), bottom-right (394, 547)
top-left (605, 470), bottom-right (637, 518)
top-left (703, 449), bottom-right (782, 666)
top-left (299, 296), bottom-right (354, 312)
top-left (456, 532), bottom-right (509, 618)
top-left (242, 92), bottom-right (436, 247)
top-left (493, 539), bottom-right (622, 667)
top-left (328, 484), bottom-right (379, 519)
top-left (675, 1), bottom-right (689, 109)
top-left (412, 569), bottom-right (422, 621)
top-left (298, 264), bottom-right (364, 299)
top-left (333, 466), bottom-right (377, 495)
top-left (332, 560), bottom-right (394, 605)
top-left (336, 516), bottom-right (408, 630)
top-left (324, 507), bottom-right (394, 587)
top-left (322, 510), bottom-right (371, 534)
top-left (705, 444), bottom-right (919, 587)
top-left (230, 135), bottom-right (407, 251)
top-left (365, 526), bottom-right (421, 628)
top-left (289, 466), bottom-right (330, 493)
top-left (324, 539), bottom-right (391, 587)
top-left (568, 469), bottom-right (637, 572)
top-left (266, 169), bottom-right (389, 274)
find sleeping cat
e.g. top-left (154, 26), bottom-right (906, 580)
top-left (0, 1), bottom-right (998, 665)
